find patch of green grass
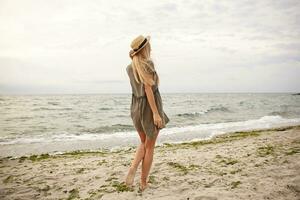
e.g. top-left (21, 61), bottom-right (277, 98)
top-left (282, 160), bottom-right (289, 164)
top-left (97, 159), bottom-right (107, 166)
top-left (215, 155), bottom-right (239, 166)
top-left (163, 143), bottom-right (174, 147)
top-left (256, 145), bottom-right (275, 157)
top-left (17, 153), bottom-right (52, 162)
top-left (39, 153), bottom-right (50, 159)
top-left (182, 139), bottom-right (223, 147)
top-left (269, 126), bottom-right (297, 132)
top-left (3, 175), bottom-right (14, 184)
top-left (230, 168), bottom-right (242, 174)
top-left (221, 158), bottom-right (238, 165)
top-left (97, 180), bottom-right (133, 194)
top-left (163, 130), bottom-right (262, 149)
top-left (161, 125), bottom-right (300, 150)
top-left (111, 181), bottom-right (133, 192)
top-left (18, 156), bottom-right (27, 163)
top-left (167, 162), bottom-right (200, 175)
top-left (167, 162), bottom-right (189, 174)
top-left (230, 181), bottom-right (241, 189)
top-left (227, 131), bottom-right (260, 138)
top-left (215, 154), bottom-right (222, 159)
top-left (285, 147), bottom-right (300, 155)
top-left (67, 188), bottom-right (80, 200)
top-left (189, 164), bottom-right (201, 169)
top-left (29, 155), bottom-right (38, 161)
top-left (15, 149), bottom-right (109, 162)
top-left (148, 175), bottom-right (157, 184)
top-left (61, 150), bottom-right (107, 156)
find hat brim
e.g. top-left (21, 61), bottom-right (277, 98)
top-left (131, 35), bottom-right (151, 56)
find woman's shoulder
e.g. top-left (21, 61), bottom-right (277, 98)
top-left (127, 60), bottom-right (155, 73)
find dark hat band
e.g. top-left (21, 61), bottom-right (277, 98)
top-left (133, 38), bottom-right (148, 51)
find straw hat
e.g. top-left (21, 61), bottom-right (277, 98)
top-left (130, 35), bottom-right (151, 57)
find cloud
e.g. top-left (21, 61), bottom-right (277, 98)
top-left (0, 0), bottom-right (299, 94)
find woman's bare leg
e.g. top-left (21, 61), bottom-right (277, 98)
top-left (140, 129), bottom-right (159, 190)
top-left (125, 131), bottom-right (146, 186)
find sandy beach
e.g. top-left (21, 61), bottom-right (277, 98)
top-left (0, 125), bottom-right (299, 200)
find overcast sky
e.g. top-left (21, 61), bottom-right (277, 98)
top-left (0, 0), bottom-right (299, 94)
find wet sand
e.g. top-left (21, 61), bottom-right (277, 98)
top-left (0, 125), bottom-right (299, 200)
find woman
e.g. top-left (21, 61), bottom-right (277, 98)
top-left (125, 35), bottom-right (170, 191)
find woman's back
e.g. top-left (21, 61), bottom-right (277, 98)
top-left (126, 60), bottom-right (158, 98)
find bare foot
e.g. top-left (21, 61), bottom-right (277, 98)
top-left (139, 182), bottom-right (148, 192)
top-left (125, 167), bottom-right (137, 187)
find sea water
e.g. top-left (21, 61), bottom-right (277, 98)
top-left (1, 93), bottom-right (300, 157)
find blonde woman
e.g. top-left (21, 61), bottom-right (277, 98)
top-left (125, 35), bottom-right (170, 191)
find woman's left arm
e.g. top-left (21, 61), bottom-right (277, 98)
top-left (144, 84), bottom-right (163, 128)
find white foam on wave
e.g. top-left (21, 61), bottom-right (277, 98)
top-left (156, 115), bottom-right (300, 144)
top-left (162, 115), bottom-right (300, 136)
top-left (1, 115), bottom-right (300, 145)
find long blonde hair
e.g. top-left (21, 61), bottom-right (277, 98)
top-left (131, 43), bottom-right (160, 86)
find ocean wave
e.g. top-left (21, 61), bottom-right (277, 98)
top-left (176, 111), bottom-right (206, 117)
top-left (162, 115), bottom-right (300, 136)
top-left (206, 106), bottom-right (231, 113)
top-left (4, 116), bottom-right (32, 122)
top-left (1, 115), bottom-right (299, 145)
top-left (176, 106), bottom-right (232, 117)
top-left (82, 124), bottom-right (134, 134)
top-left (47, 102), bottom-right (60, 105)
top-left (31, 107), bottom-right (73, 111)
top-left (268, 111), bottom-right (290, 117)
top-left (99, 107), bottom-right (113, 110)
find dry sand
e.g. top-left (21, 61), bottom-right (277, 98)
top-left (0, 125), bottom-right (299, 200)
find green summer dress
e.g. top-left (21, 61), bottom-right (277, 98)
top-left (126, 60), bottom-right (170, 139)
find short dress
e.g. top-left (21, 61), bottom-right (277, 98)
top-left (126, 60), bottom-right (170, 139)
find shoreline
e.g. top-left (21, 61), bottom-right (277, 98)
top-left (1, 124), bottom-right (299, 160)
top-left (1, 115), bottom-right (299, 158)
top-left (0, 125), bottom-right (299, 199)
